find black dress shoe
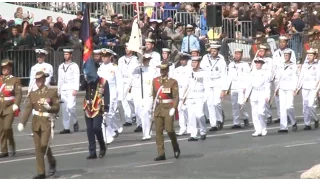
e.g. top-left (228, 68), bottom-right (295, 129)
top-left (33, 174), bottom-right (46, 179)
top-left (9, 144), bottom-right (16, 156)
top-left (217, 121), bottom-right (224, 130)
top-left (209, 127), bottom-right (218, 131)
top-left (0, 153), bottom-right (8, 158)
top-left (267, 116), bottom-right (272, 125)
top-left (173, 145), bottom-right (180, 159)
top-left (113, 131), bottom-right (119, 138)
top-left (132, 117), bottom-right (136, 123)
top-left (48, 161), bottom-right (56, 176)
top-left (315, 121), bottom-right (319, 129)
top-left (292, 123), bottom-right (298, 131)
top-left (154, 154), bottom-right (166, 161)
top-left (59, 129), bottom-right (71, 134)
top-left (200, 135), bottom-right (206, 140)
top-left (243, 119), bottom-right (249, 127)
top-left (274, 119), bottom-right (280, 123)
top-left (134, 126), bottom-right (142, 132)
top-left (304, 126), bottom-right (312, 130)
top-left (99, 148), bottom-right (106, 158)
top-left (188, 137), bottom-right (198, 141)
top-left (74, 122), bottom-right (79, 132)
top-left (231, 125), bottom-right (241, 129)
top-left (278, 129), bottom-right (288, 133)
top-left (205, 119), bottom-right (210, 124)
top-left (123, 122), bottom-right (132, 126)
top-left (86, 154), bottom-right (97, 159)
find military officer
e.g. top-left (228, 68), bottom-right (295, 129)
top-left (17, 71), bottom-right (58, 178)
top-left (275, 50), bottom-right (298, 133)
top-left (132, 54), bottom-right (157, 140)
top-left (244, 58), bottom-right (270, 137)
top-left (144, 39), bottom-right (161, 69)
top-left (186, 56), bottom-right (208, 141)
top-left (0, 59), bottom-right (22, 158)
top-left (201, 44), bottom-right (227, 130)
top-left (223, 48), bottom-right (250, 129)
top-left (152, 61), bottom-right (180, 161)
top-left (160, 48), bottom-right (175, 77)
top-left (93, 49), bottom-right (102, 64)
top-left (57, 49), bottom-right (80, 134)
top-left (296, 49), bottom-right (320, 130)
top-left (118, 43), bottom-right (139, 126)
top-left (28, 49), bottom-right (53, 92)
top-left (80, 62), bottom-right (108, 159)
top-left (98, 48), bottom-right (123, 144)
top-left (173, 53), bottom-right (192, 135)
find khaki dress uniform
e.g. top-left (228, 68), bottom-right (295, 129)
top-left (152, 62), bottom-right (180, 161)
top-left (0, 59), bottom-right (22, 158)
top-left (19, 71), bottom-right (59, 178)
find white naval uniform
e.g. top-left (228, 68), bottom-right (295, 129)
top-left (298, 62), bottom-right (320, 126)
top-left (224, 60), bottom-right (251, 126)
top-left (245, 69), bottom-right (270, 135)
top-left (28, 62), bottom-right (53, 92)
top-left (118, 55), bottom-right (139, 124)
top-left (273, 48), bottom-right (296, 120)
top-left (200, 54), bottom-right (227, 128)
top-left (186, 69), bottom-right (207, 139)
top-left (173, 64), bottom-right (192, 134)
top-left (98, 62), bottom-right (123, 144)
top-left (132, 65), bottom-right (157, 139)
top-left (57, 62), bottom-right (80, 130)
top-left (275, 62), bottom-right (297, 130)
top-left (149, 51), bottom-right (161, 69)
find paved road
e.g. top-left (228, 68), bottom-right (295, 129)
top-left (0, 94), bottom-right (319, 179)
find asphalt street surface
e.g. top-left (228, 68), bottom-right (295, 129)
top-left (0, 93), bottom-right (319, 179)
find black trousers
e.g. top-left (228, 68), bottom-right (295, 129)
top-left (85, 114), bottom-right (106, 156)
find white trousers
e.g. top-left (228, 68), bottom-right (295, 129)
top-left (102, 99), bottom-right (119, 143)
top-left (136, 99), bottom-right (152, 138)
top-left (207, 87), bottom-right (223, 127)
top-left (187, 98), bottom-right (206, 138)
top-left (250, 99), bottom-right (266, 133)
top-left (302, 89), bottom-right (318, 125)
top-left (279, 89), bottom-right (296, 129)
top-left (178, 101), bottom-right (188, 133)
top-left (266, 81), bottom-right (280, 119)
top-left (133, 98), bottom-right (142, 127)
top-left (60, 90), bottom-right (77, 130)
top-left (121, 92), bottom-right (135, 123)
top-left (231, 89), bottom-right (249, 125)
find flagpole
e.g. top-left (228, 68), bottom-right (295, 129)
top-left (136, 2), bottom-right (144, 99)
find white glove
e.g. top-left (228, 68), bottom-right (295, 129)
top-left (17, 123), bottom-right (24, 132)
top-left (12, 104), bottom-right (18, 111)
top-left (169, 108), bottom-right (175, 117)
top-left (181, 104), bottom-right (187, 111)
top-left (43, 102), bottom-right (51, 110)
top-left (102, 112), bottom-right (108, 126)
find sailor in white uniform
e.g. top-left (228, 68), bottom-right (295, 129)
top-left (57, 49), bottom-right (80, 134)
top-left (144, 39), bottom-right (161, 69)
top-left (159, 48), bottom-right (175, 77)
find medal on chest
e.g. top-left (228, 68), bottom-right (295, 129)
top-left (162, 88), bottom-right (171, 93)
top-left (5, 85), bottom-right (13, 91)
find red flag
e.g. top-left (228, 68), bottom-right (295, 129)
top-left (80, 3), bottom-right (93, 65)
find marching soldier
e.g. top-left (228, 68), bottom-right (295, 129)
top-left (144, 39), bottom-right (161, 69)
top-left (186, 56), bottom-right (208, 141)
top-left (132, 54), bottom-right (157, 140)
top-left (0, 59), bottom-right (22, 158)
top-left (296, 49), bottom-right (320, 130)
top-left (223, 48), bottom-right (250, 129)
top-left (98, 48), bottom-right (123, 144)
top-left (152, 61), bottom-right (180, 161)
top-left (80, 62), bottom-right (108, 159)
top-left (118, 43), bottom-right (139, 126)
top-left (173, 53), bottom-right (192, 135)
top-left (160, 48), bottom-right (175, 77)
top-left (244, 58), bottom-right (270, 137)
top-left (201, 44), bottom-right (227, 130)
top-left (17, 71), bottom-right (58, 178)
top-left (275, 50), bottom-right (297, 133)
top-left (57, 49), bottom-right (80, 134)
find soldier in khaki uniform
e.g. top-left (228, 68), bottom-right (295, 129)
top-left (0, 59), bottom-right (22, 158)
top-left (17, 71), bottom-right (59, 179)
top-left (152, 62), bottom-right (180, 161)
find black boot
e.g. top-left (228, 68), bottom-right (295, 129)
top-left (74, 122), bottom-right (79, 132)
top-left (134, 126), bottom-right (142, 132)
top-left (243, 119), bottom-right (249, 127)
top-left (173, 144), bottom-right (180, 159)
top-left (0, 153), bottom-right (8, 158)
top-left (59, 129), bottom-right (70, 134)
top-left (86, 154), bottom-right (97, 159)
top-left (33, 174), bottom-right (45, 179)
top-left (154, 154), bottom-right (166, 161)
top-left (217, 121), bottom-right (224, 130)
top-left (48, 161), bottom-right (56, 176)
top-left (315, 121), bottom-right (319, 129)
top-left (209, 127), bottom-right (218, 131)
top-left (292, 123), bottom-right (297, 131)
top-left (99, 147), bottom-right (106, 158)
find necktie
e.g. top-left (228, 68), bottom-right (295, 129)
top-left (188, 36), bottom-right (190, 53)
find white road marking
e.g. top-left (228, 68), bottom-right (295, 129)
top-left (0, 122), bottom-right (316, 164)
top-left (70, 174), bottom-right (82, 178)
top-left (297, 170), bottom-right (307, 173)
top-left (135, 161), bottom-right (174, 168)
top-left (284, 142), bottom-right (317, 148)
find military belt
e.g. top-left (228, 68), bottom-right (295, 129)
top-left (156, 99), bottom-right (173, 103)
top-left (34, 110), bottom-right (50, 117)
top-left (0, 96), bottom-right (14, 102)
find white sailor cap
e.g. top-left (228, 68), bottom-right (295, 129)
top-left (209, 40), bottom-right (220, 45)
top-left (253, 57), bottom-right (265, 63)
top-left (191, 56), bottom-right (202, 61)
top-left (279, 36), bottom-right (289, 41)
top-left (283, 49), bottom-right (292, 54)
top-left (63, 49), bottom-right (73, 53)
top-left (143, 53), bottom-right (152, 59)
top-left (179, 52), bottom-right (191, 57)
top-left (256, 34), bottom-right (264, 38)
top-left (112, 51), bottom-right (118, 56)
top-left (162, 48), bottom-right (170, 53)
top-left (35, 49), bottom-right (48, 55)
top-left (186, 24), bottom-right (194, 29)
top-left (125, 43), bottom-right (129, 47)
top-left (101, 48), bottom-right (114, 55)
top-left (190, 48), bottom-right (199, 52)
top-left (307, 49), bottom-right (317, 54)
top-left (209, 44), bottom-right (221, 49)
top-left (234, 48), bottom-right (243, 52)
top-left (259, 45), bottom-right (269, 50)
top-left (93, 49), bottom-right (102, 54)
top-left (145, 39), bottom-right (155, 43)
top-left (150, 19), bottom-right (162, 23)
